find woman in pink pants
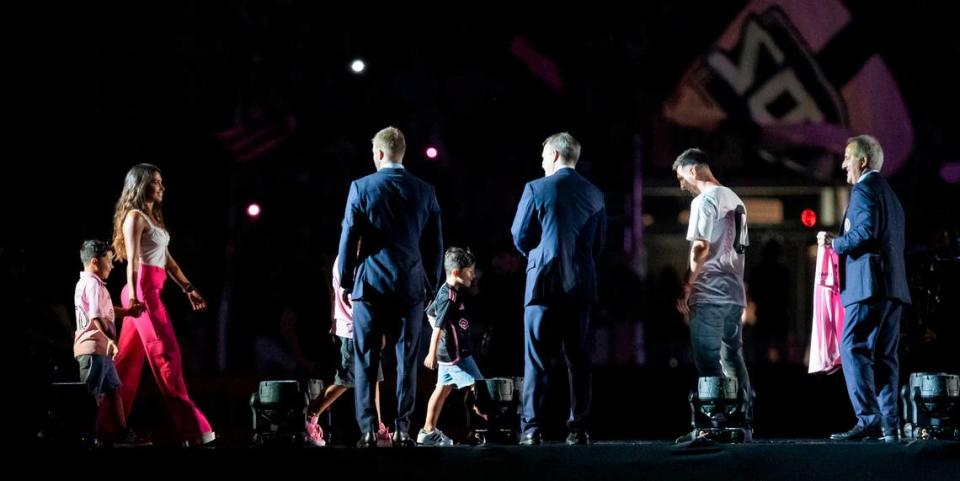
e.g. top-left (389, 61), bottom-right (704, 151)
top-left (103, 163), bottom-right (214, 445)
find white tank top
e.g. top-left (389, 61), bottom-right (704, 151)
top-left (132, 210), bottom-right (169, 267)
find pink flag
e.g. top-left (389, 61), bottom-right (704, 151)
top-left (809, 244), bottom-right (844, 374)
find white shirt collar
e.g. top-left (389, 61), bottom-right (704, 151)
top-left (857, 170), bottom-right (877, 182)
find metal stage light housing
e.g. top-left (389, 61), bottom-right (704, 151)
top-left (901, 372), bottom-right (960, 440)
top-left (250, 379), bottom-right (318, 446)
top-left (686, 376), bottom-right (753, 443)
top-left (466, 377), bottom-right (522, 445)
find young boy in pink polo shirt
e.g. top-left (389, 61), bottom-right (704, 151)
top-left (303, 255), bottom-right (392, 447)
top-left (74, 240), bottom-right (146, 445)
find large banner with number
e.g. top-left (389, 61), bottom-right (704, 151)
top-left (663, 0), bottom-right (912, 175)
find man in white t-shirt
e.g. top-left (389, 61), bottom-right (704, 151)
top-left (673, 148), bottom-right (753, 434)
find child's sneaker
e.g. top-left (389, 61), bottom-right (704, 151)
top-left (376, 422), bottom-right (393, 447)
top-left (180, 431), bottom-right (217, 448)
top-left (305, 415), bottom-right (326, 447)
top-left (417, 428), bottom-right (454, 446)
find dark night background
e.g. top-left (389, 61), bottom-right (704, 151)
top-left (3, 1), bottom-right (959, 444)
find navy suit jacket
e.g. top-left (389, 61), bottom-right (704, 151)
top-left (511, 168), bottom-right (606, 306)
top-left (833, 172), bottom-right (911, 307)
top-left (338, 167), bottom-right (443, 304)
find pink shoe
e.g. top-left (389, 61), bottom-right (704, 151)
top-left (305, 415), bottom-right (326, 447)
top-left (376, 422), bottom-right (393, 447)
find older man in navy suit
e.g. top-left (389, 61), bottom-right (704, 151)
top-left (511, 132), bottom-right (606, 445)
top-left (818, 134), bottom-right (911, 442)
top-left (338, 126), bottom-right (444, 447)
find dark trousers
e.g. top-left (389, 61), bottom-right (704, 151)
top-left (690, 303), bottom-right (752, 420)
top-left (521, 302), bottom-right (592, 435)
top-left (352, 297), bottom-right (423, 434)
top-left (840, 299), bottom-right (902, 430)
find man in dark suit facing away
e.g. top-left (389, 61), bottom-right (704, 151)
top-left (338, 126), bottom-right (444, 447)
top-left (511, 132), bottom-right (606, 445)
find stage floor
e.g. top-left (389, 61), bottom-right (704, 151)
top-left (23, 439), bottom-right (960, 480)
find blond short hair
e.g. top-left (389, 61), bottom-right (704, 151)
top-left (372, 126), bottom-right (406, 159)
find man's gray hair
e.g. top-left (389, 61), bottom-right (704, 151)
top-left (543, 132), bottom-right (581, 163)
top-left (847, 134), bottom-right (884, 172)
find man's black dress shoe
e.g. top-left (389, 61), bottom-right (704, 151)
top-left (830, 424), bottom-right (881, 441)
top-left (357, 432), bottom-right (377, 448)
top-left (392, 431), bottom-right (416, 447)
top-left (877, 428), bottom-right (900, 443)
top-left (519, 431), bottom-right (542, 445)
top-left (565, 431), bottom-right (591, 445)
